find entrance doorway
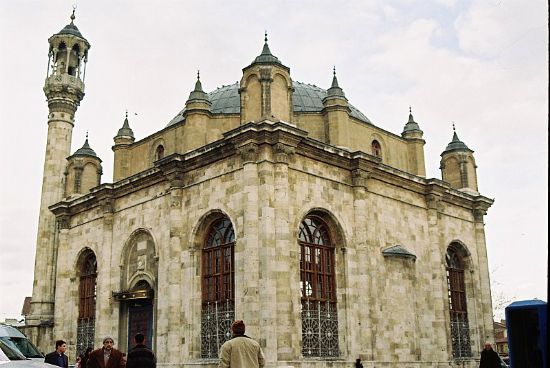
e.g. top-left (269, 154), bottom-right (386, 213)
top-left (128, 301), bottom-right (153, 349)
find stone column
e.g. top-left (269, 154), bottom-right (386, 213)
top-left (350, 168), bottom-right (371, 360)
top-left (272, 144), bottom-right (296, 361)
top-left (472, 206), bottom-right (494, 346)
top-left (237, 143), bottom-right (261, 333)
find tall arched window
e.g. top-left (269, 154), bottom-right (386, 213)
top-left (446, 245), bottom-right (472, 358)
top-left (201, 217), bottom-right (235, 358)
top-left (299, 216), bottom-right (339, 357)
top-left (77, 251), bottom-right (97, 357)
top-left (371, 140), bottom-right (382, 158)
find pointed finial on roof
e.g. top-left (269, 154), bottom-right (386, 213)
top-left (331, 66), bottom-right (340, 88)
top-left (193, 69), bottom-right (204, 92)
top-left (70, 4), bottom-right (76, 24)
top-left (85, 130), bottom-right (88, 140)
top-left (443, 122), bottom-right (470, 152)
top-left (408, 105), bottom-right (415, 123)
top-left (116, 110), bottom-right (134, 140)
top-left (402, 106), bottom-right (422, 136)
top-left (265, 30), bottom-right (268, 43)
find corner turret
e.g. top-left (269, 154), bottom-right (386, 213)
top-left (323, 67), bottom-right (351, 148)
top-left (440, 125), bottom-right (478, 193)
top-left (401, 107), bottom-right (426, 176)
top-left (240, 32), bottom-right (292, 123)
top-left (113, 112), bottom-right (135, 182)
top-left (65, 134), bottom-right (102, 197)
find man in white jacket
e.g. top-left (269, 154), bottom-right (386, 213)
top-left (218, 320), bottom-right (265, 368)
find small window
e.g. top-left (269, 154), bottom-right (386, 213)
top-left (155, 145), bottom-right (164, 161)
top-left (371, 140), bottom-right (382, 158)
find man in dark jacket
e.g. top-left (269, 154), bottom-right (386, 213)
top-left (44, 340), bottom-right (68, 368)
top-left (479, 342), bottom-right (502, 368)
top-left (126, 333), bottom-right (156, 368)
top-left (87, 336), bottom-right (125, 368)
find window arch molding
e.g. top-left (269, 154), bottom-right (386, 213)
top-left (445, 240), bottom-right (473, 359)
top-left (369, 133), bottom-right (387, 160)
top-left (295, 208), bottom-right (347, 358)
top-left (120, 228), bottom-right (159, 265)
top-left (74, 247), bottom-right (98, 357)
top-left (149, 138), bottom-right (166, 165)
top-left (194, 209), bottom-right (237, 359)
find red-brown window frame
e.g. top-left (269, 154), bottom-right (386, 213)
top-left (299, 217), bottom-right (336, 302)
top-left (78, 253), bottom-right (97, 319)
top-left (201, 218), bottom-right (235, 304)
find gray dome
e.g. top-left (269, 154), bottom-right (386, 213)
top-left (167, 81), bottom-right (371, 127)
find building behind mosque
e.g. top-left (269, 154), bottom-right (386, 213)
top-left (24, 12), bottom-right (495, 368)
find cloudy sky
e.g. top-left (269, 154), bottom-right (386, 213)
top-left (0, 0), bottom-right (547, 320)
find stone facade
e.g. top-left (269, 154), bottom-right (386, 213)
top-left (25, 15), bottom-right (495, 368)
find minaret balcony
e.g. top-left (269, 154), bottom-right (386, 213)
top-left (44, 73), bottom-right (85, 92)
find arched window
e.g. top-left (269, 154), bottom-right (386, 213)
top-left (201, 217), bottom-right (235, 358)
top-left (371, 140), bottom-right (382, 158)
top-left (155, 145), bottom-right (164, 161)
top-left (77, 251), bottom-right (97, 357)
top-left (446, 245), bottom-right (472, 358)
top-left (299, 216), bottom-right (339, 357)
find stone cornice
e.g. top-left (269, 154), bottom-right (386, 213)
top-left (49, 119), bottom-right (493, 225)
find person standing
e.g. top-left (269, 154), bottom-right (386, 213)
top-left (80, 347), bottom-right (93, 368)
top-left (44, 340), bottom-right (69, 368)
top-left (355, 358), bottom-right (364, 368)
top-left (87, 337), bottom-right (125, 368)
top-left (126, 333), bottom-right (156, 368)
top-left (479, 342), bottom-right (501, 368)
top-left (218, 320), bottom-right (265, 368)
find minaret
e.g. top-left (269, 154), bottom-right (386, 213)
top-left (27, 10), bottom-right (90, 332)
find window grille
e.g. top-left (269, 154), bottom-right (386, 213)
top-left (446, 246), bottom-right (472, 358)
top-left (201, 218), bottom-right (235, 358)
top-left (77, 252), bottom-right (97, 357)
top-left (299, 216), bottom-right (339, 357)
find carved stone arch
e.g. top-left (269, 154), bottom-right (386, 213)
top-left (241, 73), bottom-right (260, 89)
top-left (150, 138), bottom-right (166, 165)
top-left (190, 209), bottom-right (238, 252)
top-left (74, 246), bottom-right (97, 275)
top-left (369, 133), bottom-right (387, 160)
top-left (119, 228), bottom-right (159, 292)
top-left (446, 239), bottom-right (472, 269)
top-left (195, 209), bottom-right (237, 358)
top-left (273, 71), bottom-right (292, 88)
top-left (295, 206), bottom-right (348, 249)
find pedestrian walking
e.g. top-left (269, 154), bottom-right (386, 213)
top-left (479, 342), bottom-right (501, 368)
top-left (87, 337), bottom-right (125, 368)
top-left (218, 320), bottom-right (265, 368)
top-left (126, 333), bottom-right (156, 368)
top-left (44, 340), bottom-right (69, 368)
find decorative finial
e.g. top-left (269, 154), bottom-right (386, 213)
top-left (452, 122), bottom-right (456, 132)
top-left (197, 70), bottom-right (200, 80)
top-left (85, 130), bottom-right (88, 140)
top-left (264, 31), bottom-right (268, 43)
top-left (333, 66), bottom-right (336, 77)
top-left (409, 106), bottom-right (412, 114)
top-left (70, 4), bottom-right (76, 23)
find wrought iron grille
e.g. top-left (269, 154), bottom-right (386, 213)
top-left (76, 318), bottom-right (95, 357)
top-left (301, 300), bottom-right (339, 357)
top-left (201, 300), bottom-right (234, 358)
top-left (450, 313), bottom-right (472, 358)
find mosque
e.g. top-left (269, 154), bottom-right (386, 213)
top-left (24, 11), bottom-right (495, 368)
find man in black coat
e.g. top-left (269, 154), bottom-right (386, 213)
top-left (479, 342), bottom-right (502, 368)
top-left (44, 340), bottom-right (69, 368)
top-left (126, 333), bottom-right (156, 368)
